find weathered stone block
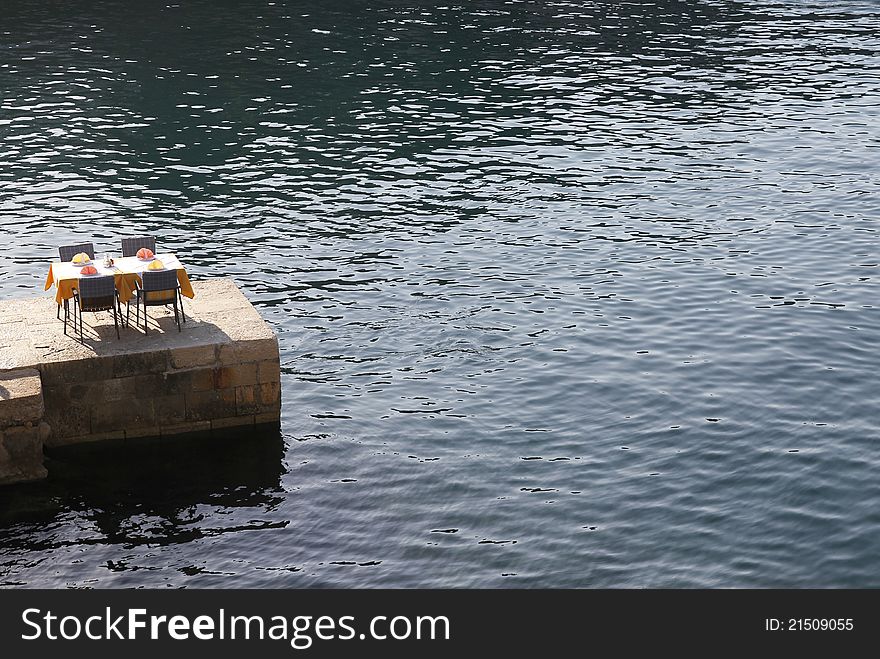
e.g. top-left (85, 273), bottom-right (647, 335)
top-left (236, 381), bottom-right (281, 417)
top-left (112, 350), bottom-right (170, 378)
top-left (91, 398), bottom-right (155, 434)
top-left (0, 369), bottom-right (42, 398)
top-left (2, 425), bottom-right (41, 457)
top-left (0, 458), bottom-right (47, 484)
top-left (102, 378), bottom-right (130, 401)
top-left (0, 368), bottom-right (44, 428)
top-left (43, 404), bottom-right (91, 443)
top-left (38, 421), bottom-right (51, 442)
top-left (68, 374), bottom-right (165, 405)
top-left (218, 337), bottom-right (279, 367)
top-left (211, 415), bottom-right (255, 430)
top-left (214, 363), bottom-right (258, 389)
top-left (185, 389), bottom-right (238, 422)
top-left (41, 356), bottom-right (115, 385)
top-left (255, 411), bottom-right (282, 427)
top-left (191, 369), bottom-right (216, 393)
top-left (40, 384), bottom-right (67, 405)
top-left (169, 345), bottom-right (217, 370)
top-left (257, 359), bottom-right (281, 384)
top-left (235, 385), bottom-right (260, 416)
top-left (119, 374), bottom-right (168, 400)
top-left (153, 394), bottom-right (186, 426)
top-left (68, 381), bottom-right (105, 405)
top-left (258, 382), bottom-right (281, 409)
top-left (0, 464), bottom-right (48, 485)
top-left (164, 368), bottom-right (214, 394)
top-left (0, 424), bottom-right (46, 485)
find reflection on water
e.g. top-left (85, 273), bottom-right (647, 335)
top-left (1, 432), bottom-right (285, 586)
top-left (1, 0), bottom-right (879, 587)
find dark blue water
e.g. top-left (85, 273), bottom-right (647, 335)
top-left (1, 0), bottom-right (878, 587)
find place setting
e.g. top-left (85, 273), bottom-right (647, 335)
top-left (67, 251), bottom-right (117, 277)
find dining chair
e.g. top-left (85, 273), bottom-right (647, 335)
top-left (57, 242), bottom-right (96, 320)
top-left (69, 275), bottom-right (121, 343)
top-left (121, 236), bottom-right (167, 323)
top-left (58, 242), bottom-right (95, 263)
top-left (121, 236), bottom-right (157, 258)
top-left (129, 269), bottom-right (182, 334)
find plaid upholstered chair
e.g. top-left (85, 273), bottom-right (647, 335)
top-left (129, 269), bottom-right (182, 334)
top-left (57, 242), bottom-right (96, 320)
top-left (121, 236), bottom-right (156, 258)
top-left (69, 275), bottom-right (121, 342)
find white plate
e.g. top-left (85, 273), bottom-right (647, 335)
top-left (138, 257), bottom-right (155, 262)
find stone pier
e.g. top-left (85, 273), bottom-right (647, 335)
top-left (0, 369), bottom-right (49, 485)
top-left (0, 278), bottom-right (281, 484)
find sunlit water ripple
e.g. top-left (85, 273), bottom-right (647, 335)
top-left (1, 0), bottom-right (878, 587)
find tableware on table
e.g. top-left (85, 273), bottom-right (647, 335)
top-left (137, 247), bottom-right (155, 261)
top-left (71, 252), bottom-right (91, 266)
top-left (147, 259), bottom-right (165, 271)
top-left (80, 265), bottom-right (99, 275)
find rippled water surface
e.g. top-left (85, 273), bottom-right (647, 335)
top-left (1, 0), bottom-right (879, 587)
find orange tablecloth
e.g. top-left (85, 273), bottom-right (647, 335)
top-left (45, 254), bottom-right (195, 305)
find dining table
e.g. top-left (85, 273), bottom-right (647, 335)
top-left (44, 253), bottom-right (195, 306)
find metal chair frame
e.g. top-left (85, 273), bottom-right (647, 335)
top-left (57, 242), bottom-right (96, 320)
top-left (65, 275), bottom-right (121, 343)
top-left (128, 269), bottom-right (182, 334)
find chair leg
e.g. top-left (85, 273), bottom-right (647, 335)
top-left (179, 289), bottom-right (186, 323)
top-left (79, 301), bottom-right (84, 344)
top-left (113, 301), bottom-right (120, 339)
top-left (63, 300), bottom-right (68, 335)
top-left (143, 298), bottom-right (148, 335)
top-left (173, 297), bottom-right (181, 331)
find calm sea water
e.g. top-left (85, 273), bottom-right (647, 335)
top-left (1, 0), bottom-right (878, 588)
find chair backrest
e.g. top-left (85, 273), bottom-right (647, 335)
top-left (141, 269), bottom-right (178, 293)
top-left (121, 236), bottom-right (157, 257)
top-left (78, 275), bottom-right (116, 311)
top-left (59, 242), bottom-right (95, 262)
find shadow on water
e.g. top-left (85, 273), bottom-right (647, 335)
top-left (0, 428), bottom-right (287, 552)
